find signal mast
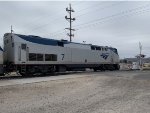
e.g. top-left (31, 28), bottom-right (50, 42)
top-left (65, 4), bottom-right (75, 42)
top-left (11, 25), bottom-right (13, 34)
top-left (135, 42), bottom-right (146, 69)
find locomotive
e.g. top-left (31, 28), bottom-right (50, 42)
top-left (0, 33), bottom-right (120, 76)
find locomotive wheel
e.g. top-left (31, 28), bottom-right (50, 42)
top-left (93, 68), bottom-right (97, 72)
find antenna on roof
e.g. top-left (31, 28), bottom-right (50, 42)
top-left (11, 25), bottom-right (14, 34)
top-left (83, 41), bottom-right (86, 44)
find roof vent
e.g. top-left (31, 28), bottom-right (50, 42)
top-left (61, 39), bottom-right (68, 42)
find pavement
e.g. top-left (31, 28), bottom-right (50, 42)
top-left (0, 70), bottom-right (150, 113)
top-left (0, 72), bottom-right (91, 87)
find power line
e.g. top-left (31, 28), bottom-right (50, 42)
top-left (76, 8), bottom-right (150, 35)
top-left (27, 2), bottom-right (104, 34)
top-left (46, 2), bottom-right (121, 37)
top-left (73, 3), bottom-right (150, 29)
top-left (23, 2), bottom-right (80, 27)
top-left (76, 2), bottom-right (122, 18)
top-left (106, 9), bottom-right (150, 36)
top-left (50, 4), bottom-right (150, 38)
top-left (22, 2), bottom-right (84, 34)
top-left (31, 2), bottom-right (119, 33)
top-left (21, 4), bottom-right (71, 34)
top-left (76, 2), bottom-right (105, 12)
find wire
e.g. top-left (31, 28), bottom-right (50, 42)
top-left (76, 8), bottom-right (150, 34)
top-left (76, 2), bottom-right (122, 18)
top-left (74, 3), bottom-right (150, 28)
top-left (49, 5), bottom-right (150, 39)
top-left (22, 2), bottom-right (84, 34)
top-left (45, 2), bottom-right (121, 38)
top-left (26, 2), bottom-right (105, 34)
top-left (30, 3), bottom-right (150, 40)
top-left (24, 1), bottom-right (82, 27)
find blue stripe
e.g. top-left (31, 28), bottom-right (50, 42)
top-left (16, 34), bottom-right (69, 46)
top-left (109, 47), bottom-right (118, 55)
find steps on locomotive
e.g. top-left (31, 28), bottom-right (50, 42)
top-left (20, 65), bottom-right (26, 73)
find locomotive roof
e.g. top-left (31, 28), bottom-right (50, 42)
top-left (15, 33), bottom-right (106, 47)
top-left (8, 33), bottom-right (116, 50)
top-left (16, 34), bottom-right (69, 46)
top-left (4, 33), bottom-right (118, 54)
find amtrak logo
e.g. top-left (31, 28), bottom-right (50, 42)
top-left (100, 53), bottom-right (109, 60)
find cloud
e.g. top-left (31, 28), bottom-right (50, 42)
top-left (0, 1), bottom-right (150, 58)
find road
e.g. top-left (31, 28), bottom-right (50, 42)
top-left (0, 70), bottom-right (150, 113)
top-left (0, 72), bottom-right (91, 87)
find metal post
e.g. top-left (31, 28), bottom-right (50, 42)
top-left (139, 42), bottom-right (142, 69)
top-left (11, 25), bottom-right (13, 34)
top-left (65, 4), bottom-right (75, 42)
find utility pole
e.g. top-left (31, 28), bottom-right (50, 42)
top-left (135, 42), bottom-right (146, 70)
top-left (65, 4), bottom-right (75, 42)
top-left (11, 25), bottom-right (13, 34)
top-left (139, 42), bottom-right (142, 68)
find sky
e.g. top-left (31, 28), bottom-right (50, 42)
top-left (0, 1), bottom-right (150, 58)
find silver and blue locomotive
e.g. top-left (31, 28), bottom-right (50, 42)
top-left (0, 33), bottom-right (120, 76)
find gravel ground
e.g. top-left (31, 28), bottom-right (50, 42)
top-left (0, 71), bottom-right (150, 113)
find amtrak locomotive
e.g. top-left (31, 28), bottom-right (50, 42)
top-left (0, 33), bottom-right (120, 76)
